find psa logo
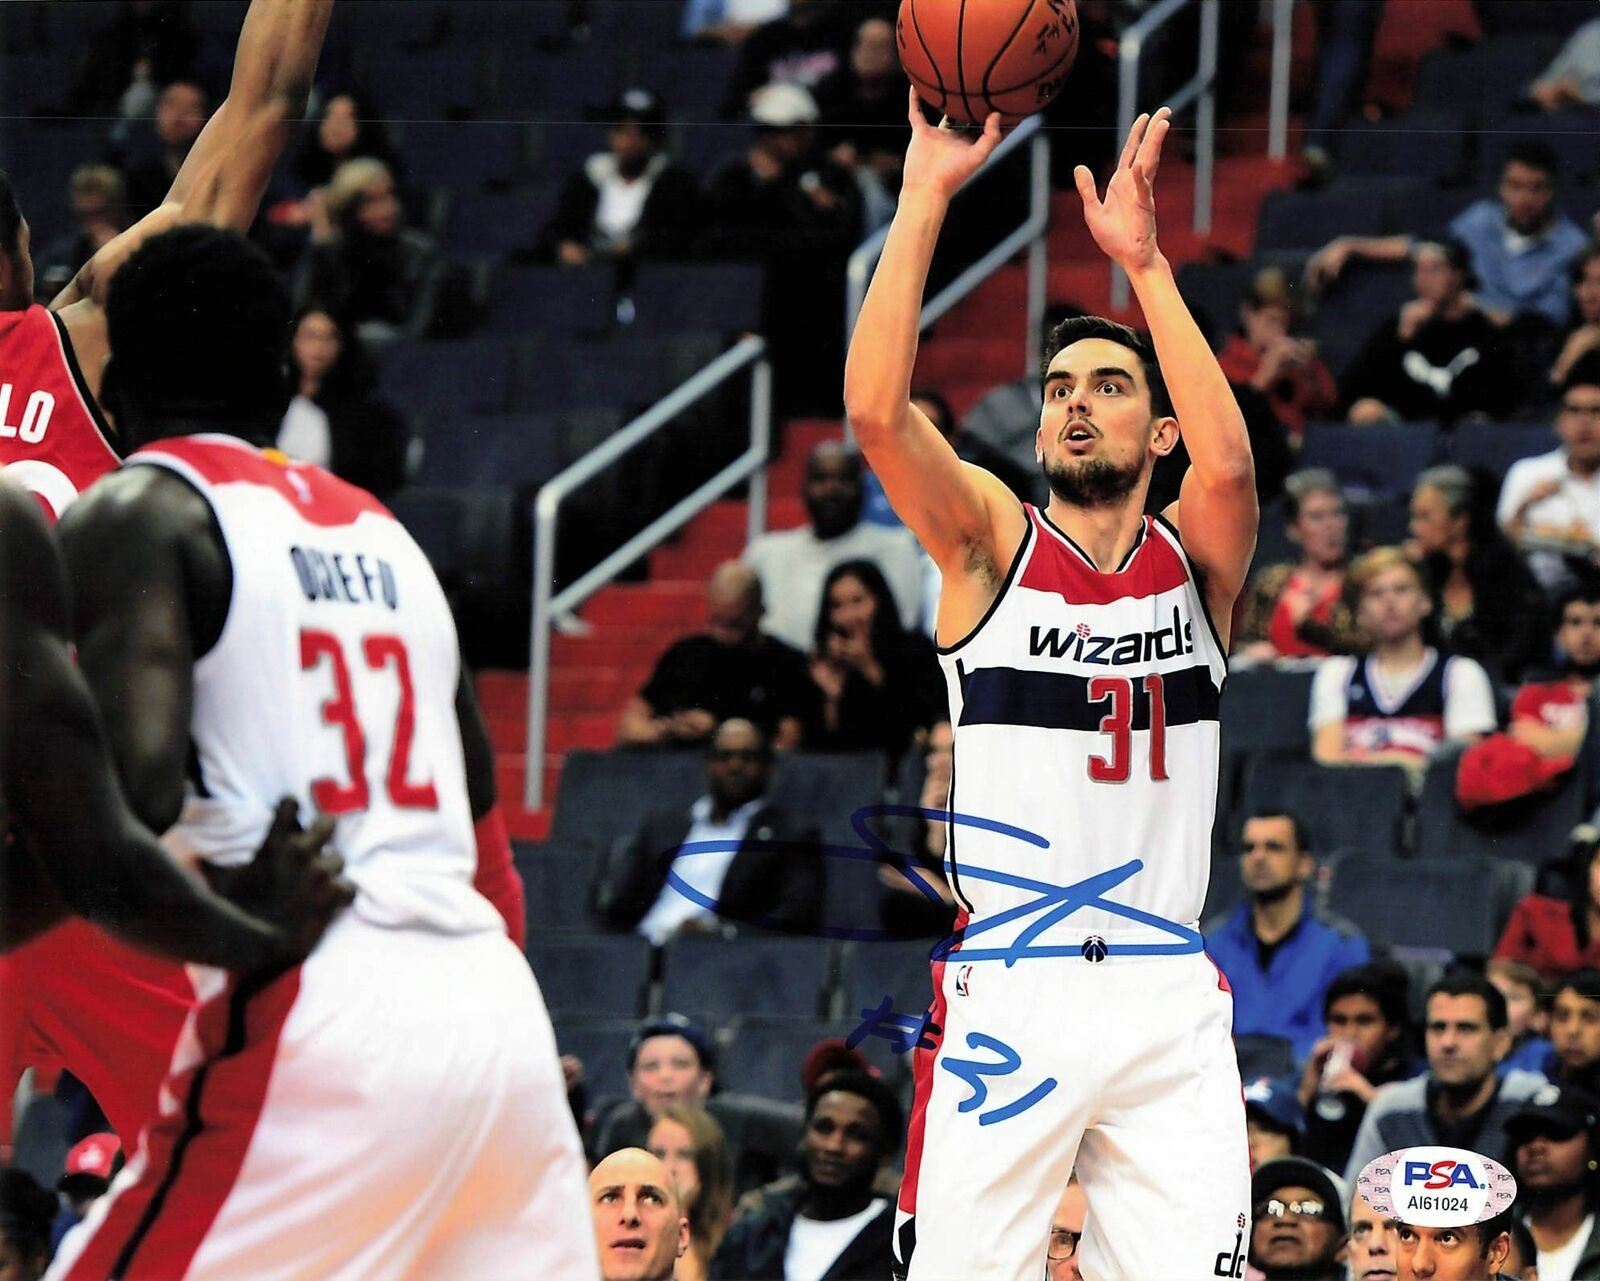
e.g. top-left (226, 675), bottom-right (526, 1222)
top-left (1403, 1159), bottom-right (1484, 1190)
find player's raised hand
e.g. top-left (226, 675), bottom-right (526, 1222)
top-left (902, 87), bottom-right (1004, 201)
top-left (206, 797), bottom-right (355, 970)
top-left (1075, 106), bottom-right (1172, 273)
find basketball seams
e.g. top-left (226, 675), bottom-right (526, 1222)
top-left (907, 0), bottom-right (949, 108)
top-left (954, 0), bottom-right (972, 125)
top-left (988, 35), bottom-right (1079, 97)
top-left (979, 0), bottom-right (1041, 113)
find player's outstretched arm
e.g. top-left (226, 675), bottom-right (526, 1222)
top-left (0, 478), bottom-right (340, 966)
top-left (843, 91), bottom-right (1025, 583)
top-left (53, 0), bottom-right (335, 312)
top-left (1075, 109), bottom-right (1256, 630)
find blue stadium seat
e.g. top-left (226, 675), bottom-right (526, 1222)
top-left (1338, 115), bottom-right (1469, 185)
top-left (435, 411), bottom-right (568, 488)
top-left (1384, 945), bottom-right (1454, 1024)
top-left (1448, 420), bottom-right (1557, 482)
top-left (517, 838), bottom-right (602, 934)
top-left (377, 336), bottom-right (516, 417)
top-left (625, 46), bottom-right (742, 123)
top-left (551, 749), bottom-right (707, 855)
top-left (388, 486), bottom-right (515, 591)
top-left (324, 0), bottom-right (441, 51)
top-left (630, 262), bottom-right (765, 335)
top-left (549, 1015), bottom-right (640, 1105)
top-left (1297, 423), bottom-right (1441, 496)
top-left (1411, 35), bottom-right (1563, 120)
top-left (1416, 747), bottom-right (1586, 866)
top-left (399, 121), bottom-right (526, 190)
top-left (487, 264), bottom-right (616, 335)
top-left (532, 120), bottom-right (612, 178)
top-left (494, 47), bottom-right (620, 113)
top-left (1240, 757), bottom-right (1410, 858)
top-left (527, 934), bottom-right (654, 1017)
top-left (1305, 262), bottom-right (1414, 382)
top-left (676, 123), bottom-right (755, 183)
top-left (359, 46), bottom-right (486, 120)
top-left (1234, 1035), bottom-right (1294, 1082)
top-left (769, 752), bottom-right (888, 938)
top-left (1348, 491), bottom-right (1411, 548)
top-left (836, 940), bottom-right (939, 1028)
top-left (660, 936), bottom-right (836, 1020)
top-left (1391, 186), bottom-right (1477, 241)
top-left (446, 188), bottom-right (555, 260)
top-left (1327, 854), bottom-right (1504, 954)
top-left (1220, 669), bottom-right (1317, 759)
top-left (1256, 186), bottom-right (1389, 253)
top-left (718, 1015), bottom-right (905, 1100)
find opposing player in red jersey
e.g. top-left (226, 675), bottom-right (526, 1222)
top-left (50, 224), bottom-right (594, 1280)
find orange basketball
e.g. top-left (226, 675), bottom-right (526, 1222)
top-left (897, 0), bottom-right (1079, 125)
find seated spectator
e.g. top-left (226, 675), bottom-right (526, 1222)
top-left (1528, 15), bottom-right (1600, 111)
top-left (1345, 1180), bottom-right (1401, 1281)
top-left (699, 83), bottom-right (861, 416)
top-left (51, 1132), bottom-right (121, 1254)
top-left (1496, 841), bottom-right (1600, 983)
top-left (589, 1147), bottom-right (690, 1281)
top-left (1216, 266), bottom-right (1338, 440)
top-left (1235, 469), bottom-right (1356, 662)
top-left (1046, 1178), bottom-right (1086, 1281)
top-left (742, 442), bottom-right (923, 651)
top-left (1245, 1076), bottom-right (1305, 1170)
top-left (875, 719), bottom-right (958, 939)
top-left (1344, 970), bottom-right (1547, 1187)
top-left (720, 0), bottom-right (857, 118)
top-left (1549, 971), bottom-right (1600, 1096)
top-left (806, 559), bottom-right (944, 768)
top-left (648, 1105), bottom-right (734, 1281)
top-left (1296, 962), bottom-right (1419, 1175)
top-left (1504, 1084), bottom-right (1600, 1280)
top-left (616, 562), bottom-right (815, 750)
top-left (1205, 810), bottom-right (1370, 1062)
top-left (813, 15), bottom-right (909, 231)
top-left (683, 0), bottom-right (790, 45)
top-left (35, 165), bottom-right (128, 300)
top-left (1490, 958), bottom-right (1555, 1076)
top-left (590, 1014), bottom-right (808, 1198)
top-left (276, 306), bottom-right (408, 498)
top-left (1339, 239), bottom-right (1515, 425)
top-left (67, 0), bottom-right (198, 123)
top-left (537, 88), bottom-right (700, 267)
top-left (1247, 1156), bottom-right (1348, 1281)
top-left (1310, 547), bottom-right (1497, 772)
top-left (121, 77), bottom-right (209, 217)
top-left (710, 1069), bottom-right (898, 1281)
top-left (1408, 464), bottom-right (1550, 682)
top-left (269, 90), bottom-right (401, 229)
top-left (0, 1168), bottom-right (54, 1281)
top-left (595, 718), bottom-right (821, 942)
top-left (295, 157), bottom-right (445, 347)
top-left (1550, 245), bottom-right (1600, 392)
top-left (1501, 353), bottom-right (1600, 590)
top-left (1307, 142), bottom-right (1589, 329)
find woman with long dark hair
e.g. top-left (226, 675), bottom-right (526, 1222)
top-left (807, 559), bottom-right (943, 766)
top-left (1409, 463), bottom-right (1549, 681)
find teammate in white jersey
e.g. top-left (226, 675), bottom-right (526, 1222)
top-left (47, 226), bottom-right (597, 1280)
top-left (844, 101), bottom-right (1259, 1280)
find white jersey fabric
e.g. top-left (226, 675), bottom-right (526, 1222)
top-left (896, 505), bottom-right (1249, 1281)
top-left (47, 435), bottom-right (597, 1281)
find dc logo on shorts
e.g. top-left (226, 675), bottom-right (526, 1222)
top-left (954, 964), bottom-right (973, 996)
top-left (1081, 935), bottom-right (1108, 963)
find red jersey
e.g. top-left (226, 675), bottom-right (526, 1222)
top-left (0, 304), bottom-right (119, 518)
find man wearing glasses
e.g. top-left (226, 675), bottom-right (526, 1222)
top-left (1248, 1156), bottom-right (1351, 1281)
top-left (1500, 353), bottom-right (1600, 590)
top-left (1044, 1180), bottom-right (1086, 1281)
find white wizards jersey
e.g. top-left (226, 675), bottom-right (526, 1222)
top-left (127, 434), bottom-right (501, 936)
top-left (936, 506), bottom-right (1227, 955)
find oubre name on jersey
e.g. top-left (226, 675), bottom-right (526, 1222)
top-left (289, 543), bottom-right (399, 610)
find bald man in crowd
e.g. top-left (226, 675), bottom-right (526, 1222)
top-left (589, 1147), bottom-right (690, 1281)
top-left (617, 560), bottom-right (817, 750)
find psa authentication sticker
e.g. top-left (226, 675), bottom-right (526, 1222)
top-left (1356, 1146), bottom-right (1517, 1227)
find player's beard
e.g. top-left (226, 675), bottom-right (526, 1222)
top-left (1043, 454), bottom-right (1142, 509)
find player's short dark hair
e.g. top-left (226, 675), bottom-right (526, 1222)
top-left (1472, 1205), bottom-right (1518, 1259)
top-left (1041, 315), bottom-right (1174, 419)
top-left (807, 1068), bottom-right (904, 1154)
top-left (105, 225), bottom-right (291, 435)
top-left (1502, 139), bottom-right (1560, 181)
top-left (1554, 968), bottom-right (1600, 1006)
top-left (1426, 968), bottom-right (1508, 1031)
top-left (1324, 961), bottom-right (1410, 1027)
top-left (0, 1168), bottom-right (55, 1265)
top-left (1562, 352), bottom-right (1600, 398)
top-left (1242, 808), bottom-right (1312, 856)
top-left (0, 168), bottom-right (21, 260)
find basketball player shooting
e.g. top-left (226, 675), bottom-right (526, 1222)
top-left (844, 99), bottom-right (1257, 1280)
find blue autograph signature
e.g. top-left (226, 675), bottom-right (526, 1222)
top-left (663, 804), bottom-right (1204, 964)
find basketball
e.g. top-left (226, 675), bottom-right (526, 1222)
top-left (897, 0), bottom-right (1079, 125)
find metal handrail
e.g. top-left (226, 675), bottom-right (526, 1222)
top-left (1112, 0), bottom-right (1218, 308)
top-left (1268, 0), bottom-right (1295, 162)
top-left (844, 113), bottom-right (1051, 402)
top-left (523, 335), bottom-right (771, 809)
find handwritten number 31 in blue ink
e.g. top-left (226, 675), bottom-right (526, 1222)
top-left (940, 1033), bottom-right (1058, 1126)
